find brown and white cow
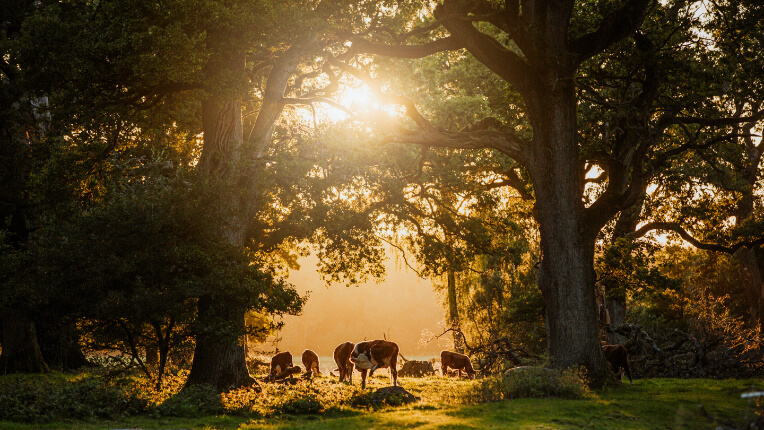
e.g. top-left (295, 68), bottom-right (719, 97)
top-left (302, 349), bottom-right (321, 376)
top-left (440, 350), bottom-right (476, 379)
top-left (333, 341), bottom-right (355, 383)
top-left (602, 344), bottom-right (633, 384)
top-left (269, 351), bottom-right (293, 376)
top-left (350, 340), bottom-right (399, 389)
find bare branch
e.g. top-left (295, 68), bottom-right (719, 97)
top-left (628, 222), bottom-right (764, 254)
top-left (376, 236), bottom-right (425, 277)
top-left (434, 6), bottom-right (533, 95)
top-left (281, 97), bottom-right (357, 119)
top-left (667, 109), bottom-right (764, 127)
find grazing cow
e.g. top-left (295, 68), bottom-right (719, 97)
top-left (302, 349), bottom-right (322, 376)
top-left (602, 344), bottom-right (633, 384)
top-left (440, 350), bottom-right (476, 379)
top-left (269, 351), bottom-right (293, 376)
top-left (350, 340), bottom-right (399, 389)
top-left (334, 341), bottom-right (355, 383)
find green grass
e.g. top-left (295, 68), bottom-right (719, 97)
top-left (0, 372), bottom-right (761, 429)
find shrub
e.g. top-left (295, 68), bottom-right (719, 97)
top-left (0, 374), bottom-right (148, 422)
top-left (457, 366), bottom-right (591, 403)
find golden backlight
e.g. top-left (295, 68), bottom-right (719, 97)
top-left (261, 251), bottom-right (447, 367)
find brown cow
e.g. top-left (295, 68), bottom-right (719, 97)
top-left (603, 344), bottom-right (633, 384)
top-left (269, 351), bottom-right (293, 376)
top-left (333, 341), bottom-right (355, 383)
top-left (350, 340), bottom-right (399, 389)
top-left (440, 350), bottom-right (476, 379)
top-left (302, 349), bottom-right (322, 376)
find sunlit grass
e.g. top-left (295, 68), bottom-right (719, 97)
top-left (0, 370), bottom-right (761, 429)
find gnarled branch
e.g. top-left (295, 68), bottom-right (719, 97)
top-left (628, 222), bottom-right (764, 254)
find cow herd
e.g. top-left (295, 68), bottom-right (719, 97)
top-left (263, 339), bottom-right (478, 388)
top-left (264, 340), bottom-right (633, 388)
top-left (264, 340), bottom-right (484, 388)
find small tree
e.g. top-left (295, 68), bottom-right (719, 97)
top-left (32, 174), bottom-right (304, 389)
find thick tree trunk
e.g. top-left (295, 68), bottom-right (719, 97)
top-left (185, 296), bottom-right (254, 391)
top-left (0, 311), bottom-right (49, 374)
top-left (446, 270), bottom-right (464, 353)
top-left (186, 37), bottom-right (314, 391)
top-left (185, 45), bottom-right (255, 391)
top-left (528, 76), bottom-right (610, 385)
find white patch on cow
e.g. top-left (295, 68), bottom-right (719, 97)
top-left (274, 365), bottom-right (282, 374)
top-left (353, 352), bottom-right (374, 369)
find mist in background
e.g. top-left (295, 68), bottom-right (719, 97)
top-left (258, 252), bottom-right (450, 359)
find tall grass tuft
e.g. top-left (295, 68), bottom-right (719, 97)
top-left (441, 366), bottom-right (592, 404)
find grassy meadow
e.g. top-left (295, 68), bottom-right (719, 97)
top-left (0, 368), bottom-right (761, 429)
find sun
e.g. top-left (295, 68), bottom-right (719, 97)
top-left (325, 85), bottom-right (378, 122)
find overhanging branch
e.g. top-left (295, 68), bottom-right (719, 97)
top-left (628, 222), bottom-right (764, 254)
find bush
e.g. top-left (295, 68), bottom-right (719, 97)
top-left (0, 374), bottom-right (148, 422)
top-left (459, 366), bottom-right (591, 403)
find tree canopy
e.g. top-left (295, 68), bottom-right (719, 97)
top-left (1, 0), bottom-right (762, 388)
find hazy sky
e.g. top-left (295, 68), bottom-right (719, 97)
top-left (259, 251), bottom-right (449, 359)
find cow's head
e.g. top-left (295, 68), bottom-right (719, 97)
top-left (350, 343), bottom-right (374, 369)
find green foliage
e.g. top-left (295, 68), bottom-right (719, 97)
top-left (460, 367), bottom-right (592, 404)
top-left (0, 374), bottom-right (148, 422)
top-left (596, 238), bottom-right (680, 303)
top-left (26, 172), bottom-right (304, 384)
top-left (632, 246), bottom-right (747, 327)
top-left (1, 371), bottom-right (762, 428)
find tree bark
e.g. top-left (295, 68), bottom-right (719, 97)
top-left (185, 42), bottom-right (255, 391)
top-left (185, 296), bottom-right (254, 391)
top-left (186, 36), bottom-right (314, 391)
top-left (527, 65), bottom-right (610, 384)
top-left (0, 311), bottom-right (49, 374)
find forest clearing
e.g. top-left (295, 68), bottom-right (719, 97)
top-left (0, 369), bottom-right (761, 429)
top-left (2, 0), bottom-right (764, 428)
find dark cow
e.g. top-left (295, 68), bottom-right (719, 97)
top-left (350, 340), bottom-right (399, 389)
top-left (334, 341), bottom-right (355, 383)
top-left (302, 349), bottom-right (322, 376)
top-left (269, 351), bottom-right (293, 376)
top-left (440, 350), bottom-right (476, 379)
top-left (603, 344), bottom-right (633, 384)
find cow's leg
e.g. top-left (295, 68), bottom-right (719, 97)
top-left (442, 364), bottom-right (448, 377)
top-left (360, 368), bottom-right (368, 389)
top-left (391, 356), bottom-right (398, 387)
top-left (349, 363), bottom-right (354, 384)
top-left (624, 361), bottom-right (633, 384)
